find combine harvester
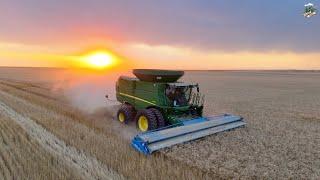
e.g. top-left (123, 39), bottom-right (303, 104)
top-left (114, 69), bottom-right (245, 155)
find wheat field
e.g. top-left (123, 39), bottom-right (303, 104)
top-left (0, 69), bottom-right (210, 179)
top-left (0, 68), bottom-right (319, 179)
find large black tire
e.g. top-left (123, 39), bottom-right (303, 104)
top-left (135, 109), bottom-right (158, 131)
top-left (117, 104), bottom-right (135, 124)
top-left (149, 108), bottom-right (166, 128)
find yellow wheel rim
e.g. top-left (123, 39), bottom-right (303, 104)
top-left (118, 112), bottom-right (125, 123)
top-left (138, 115), bottom-right (148, 132)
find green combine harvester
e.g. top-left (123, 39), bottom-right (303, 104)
top-left (114, 69), bottom-right (245, 155)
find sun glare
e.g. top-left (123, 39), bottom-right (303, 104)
top-left (84, 52), bottom-right (115, 69)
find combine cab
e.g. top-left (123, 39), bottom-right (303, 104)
top-left (114, 69), bottom-right (245, 155)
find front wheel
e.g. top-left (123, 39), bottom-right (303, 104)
top-left (135, 109), bottom-right (158, 132)
top-left (149, 108), bottom-right (166, 128)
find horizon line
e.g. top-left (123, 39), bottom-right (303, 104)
top-left (0, 66), bottom-right (320, 71)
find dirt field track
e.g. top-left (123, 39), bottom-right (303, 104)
top-left (0, 68), bottom-right (320, 179)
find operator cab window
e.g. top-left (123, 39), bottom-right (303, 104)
top-left (166, 85), bottom-right (191, 106)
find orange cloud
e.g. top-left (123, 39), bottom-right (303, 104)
top-left (1, 41), bottom-right (320, 70)
top-left (118, 43), bottom-right (320, 70)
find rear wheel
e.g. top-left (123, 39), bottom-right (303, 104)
top-left (149, 108), bottom-right (166, 128)
top-left (135, 109), bottom-right (158, 132)
top-left (117, 104), bottom-right (135, 124)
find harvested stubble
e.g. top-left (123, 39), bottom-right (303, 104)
top-left (1, 70), bottom-right (320, 179)
top-left (0, 80), bottom-right (212, 179)
top-left (162, 71), bottom-right (320, 179)
top-left (0, 114), bottom-right (81, 180)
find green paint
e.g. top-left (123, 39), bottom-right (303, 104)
top-left (116, 76), bottom-right (204, 125)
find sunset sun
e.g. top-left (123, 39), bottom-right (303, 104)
top-left (84, 52), bottom-right (116, 69)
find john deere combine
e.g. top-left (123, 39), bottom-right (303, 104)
top-left (115, 69), bottom-right (245, 155)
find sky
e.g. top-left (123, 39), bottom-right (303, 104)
top-left (0, 0), bottom-right (319, 69)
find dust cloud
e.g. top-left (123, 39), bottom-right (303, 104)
top-left (51, 69), bottom-right (132, 114)
top-left (54, 69), bottom-right (140, 140)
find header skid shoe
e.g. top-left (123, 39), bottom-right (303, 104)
top-left (131, 114), bottom-right (245, 155)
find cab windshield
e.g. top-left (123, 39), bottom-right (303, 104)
top-left (165, 85), bottom-right (192, 106)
